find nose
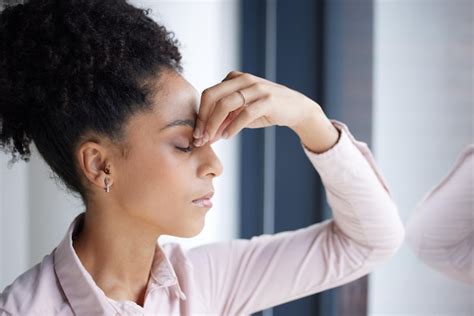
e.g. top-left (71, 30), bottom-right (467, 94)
top-left (198, 145), bottom-right (223, 178)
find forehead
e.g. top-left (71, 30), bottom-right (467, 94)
top-left (122, 69), bottom-right (200, 140)
top-left (152, 69), bottom-right (200, 119)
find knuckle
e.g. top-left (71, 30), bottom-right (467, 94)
top-left (262, 93), bottom-right (273, 101)
top-left (201, 88), bottom-right (214, 101)
top-left (254, 82), bottom-right (266, 93)
top-left (218, 95), bottom-right (235, 111)
top-left (242, 73), bottom-right (254, 83)
top-left (215, 98), bottom-right (224, 108)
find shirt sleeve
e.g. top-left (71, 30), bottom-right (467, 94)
top-left (186, 119), bottom-right (405, 315)
top-left (405, 144), bottom-right (474, 285)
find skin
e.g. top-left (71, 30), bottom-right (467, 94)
top-left (72, 69), bottom-right (340, 307)
top-left (193, 70), bottom-right (340, 155)
top-left (73, 68), bottom-right (223, 306)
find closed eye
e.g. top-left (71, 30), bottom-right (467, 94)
top-left (176, 145), bottom-right (194, 153)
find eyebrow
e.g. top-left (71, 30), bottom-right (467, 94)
top-left (159, 118), bottom-right (196, 132)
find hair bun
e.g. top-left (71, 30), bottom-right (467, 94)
top-left (0, 0), bottom-right (183, 203)
top-left (0, 2), bottom-right (34, 165)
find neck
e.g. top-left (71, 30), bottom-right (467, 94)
top-left (72, 206), bottom-right (160, 306)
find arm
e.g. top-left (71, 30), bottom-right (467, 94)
top-left (405, 145), bottom-right (474, 284)
top-left (187, 119), bottom-right (405, 315)
top-left (0, 308), bottom-right (13, 316)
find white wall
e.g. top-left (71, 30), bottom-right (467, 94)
top-left (370, 0), bottom-right (473, 315)
top-left (0, 156), bottom-right (29, 290)
top-left (1, 0), bottom-right (240, 290)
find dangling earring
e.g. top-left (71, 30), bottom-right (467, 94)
top-left (104, 177), bottom-right (110, 193)
top-left (104, 164), bottom-right (111, 193)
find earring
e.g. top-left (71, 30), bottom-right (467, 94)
top-left (104, 176), bottom-right (110, 193)
top-left (104, 164), bottom-right (111, 192)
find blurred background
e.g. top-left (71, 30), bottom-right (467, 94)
top-left (0, 0), bottom-right (472, 315)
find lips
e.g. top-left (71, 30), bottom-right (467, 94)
top-left (193, 191), bottom-right (214, 202)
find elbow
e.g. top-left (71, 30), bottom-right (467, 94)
top-left (404, 213), bottom-right (424, 255)
top-left (376, 221), bottom-right (406, 260)
top-left (390, 223), bottom-right (406, 254)
top-left (372, 200), bottom-right (406, 259)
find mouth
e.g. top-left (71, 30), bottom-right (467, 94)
top-left (192, 191), bottom-right (214, 208)
top-left (192, 198), bottom-right (213, 208)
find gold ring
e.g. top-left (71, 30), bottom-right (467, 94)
top-left (237, 90), bottom-right (246, 106)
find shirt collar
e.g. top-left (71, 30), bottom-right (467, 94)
top-left (54, 212), bottom-right (186, 315)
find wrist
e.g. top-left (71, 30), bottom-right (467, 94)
top-left (291, 101), bottom-right (340, 154)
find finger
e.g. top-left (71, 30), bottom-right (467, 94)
top-left (221, 70), bottom-right (243, 82)
top-left (194, 71), bottom-right (267, 141)
top-left (194, 72), bottom-right (249, 140)
top-left (224, 70), bottom-right (278, 86)
top-left (207, 107), bottom-right (245, 145)
top-left (195, 91), bottom-right (245, 146)
top-left (203, 91), bottom-right (246, 145)
top-left (221, 98), bottom-right (269, 140)
top-left (203, 82), bottom-right (270, 146)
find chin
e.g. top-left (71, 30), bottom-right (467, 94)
top-left (181, 229), bottom-right (204, 238)
top-left (178, 223), bottom-right (205, 238)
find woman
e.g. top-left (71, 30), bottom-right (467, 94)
top-left (0, 0), bottom-right (405, 315)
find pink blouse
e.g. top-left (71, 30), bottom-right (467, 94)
top-left (405, 144), bottom-right (473, 284)
top-left (0, 120), bottom-right (405, 315)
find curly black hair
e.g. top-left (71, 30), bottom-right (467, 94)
top-left (0, 0), bottom-right (183, 206)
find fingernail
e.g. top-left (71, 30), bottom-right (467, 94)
top-left (203, 131), bottom-right (209, 144)
top-left (193, 138), bottom-right (201, 147)
top-left (193, 127), bottom-right (202, 138)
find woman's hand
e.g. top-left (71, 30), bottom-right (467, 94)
top-left (193, 70), bottom-right (339, 153)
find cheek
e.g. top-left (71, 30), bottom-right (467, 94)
top-left (119, 138), bottom-right (195, 191)
top-left (116, 155), bottom-right (202, 236)
top-left (118, 151), bottom-right (191, 203)
top-left (122, 143), bottom-right (174, 182)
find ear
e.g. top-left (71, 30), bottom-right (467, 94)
top-left (76, 140), bottom-right (114, 191)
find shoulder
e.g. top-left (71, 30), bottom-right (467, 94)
top-left (0, 249), bottom-right (72, 315)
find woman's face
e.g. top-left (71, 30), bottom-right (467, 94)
top-left (110, 69), bottom-right (223, 238)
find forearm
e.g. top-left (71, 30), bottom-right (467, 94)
top-left (299, 119), bottom-right (405, 255)
top-left (290, 101), bottom-right (341, 154)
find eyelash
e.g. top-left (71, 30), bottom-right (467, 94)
top-left (176, 145), bottom-right (194, 153)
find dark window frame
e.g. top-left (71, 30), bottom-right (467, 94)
top-left (239, 0), bottom-right (373, 315)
